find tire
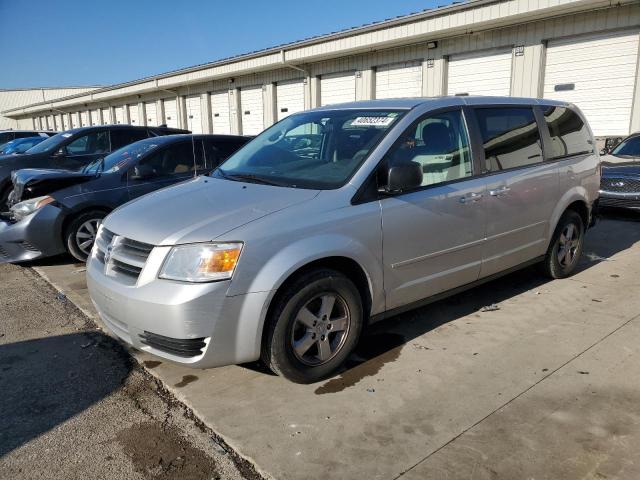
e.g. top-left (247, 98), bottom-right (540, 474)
top-left (542, 210), bottom-right (584, 279)
top-left (65, 211), bottom-right (106, 262)
top-left (261, 268), bottom-right (364, 383)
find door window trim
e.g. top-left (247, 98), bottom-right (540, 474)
top-left (351, 106), bottom-right (481, 204)
top-left (466, 104), bottom-right (548, 178)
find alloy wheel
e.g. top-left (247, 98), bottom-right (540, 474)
top-left (75, 219), bottom-right (101, 256)
top-left (557, 223), bottom-right (581, 268)
top-left (290, 293), bottom-right (351, 366)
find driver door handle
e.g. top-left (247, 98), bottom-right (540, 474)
top-left (489, 186), bottom-right (511, 197)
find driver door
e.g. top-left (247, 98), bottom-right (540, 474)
top-left (380, 108), bottom-right (486, 310)
top-left (127, 140), bottom-right (201, 200)
top-left (53, 131), bottom-right (110, 170)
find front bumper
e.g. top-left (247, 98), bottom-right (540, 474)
top-left (599, 190), bottom-right (640, 210)
top-left (86, 252), bottom-right (272, 368)
top-left (0, 205), bottom-right (66, 263)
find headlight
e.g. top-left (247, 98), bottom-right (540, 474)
top-left (10, 195), bottom-right (54, 221)
top-left (158, 242), bottom-right (243, 283)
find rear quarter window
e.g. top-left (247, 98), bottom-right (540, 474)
top-left (543, 106), bottom-right (593, 159)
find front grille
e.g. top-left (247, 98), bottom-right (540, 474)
top-left (95, 227), bottom-right (154, 281)
top-left (600, 197), bottom-right (640, 209)
top-left (139, 331), bottom-right (207, 358)
top-left (601, 177), bottom-right (640, 194)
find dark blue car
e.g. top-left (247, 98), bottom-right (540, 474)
top-left (0, 134), bottom-right (250, 262)
top-left (0, 136), bottom-right (48, 155)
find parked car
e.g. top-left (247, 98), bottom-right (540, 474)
top-left (86, 97), bottom-right (600, 383)
top-left (0, 136), bottom-right (48, 155)
top-left (0, 130), bottom-right (55, 149)
top-left (0, 134), bottom-right (249, 263)
top-left (599, 132), bottom-right (640, 210)
top-left (0, 124), bottom-right (188, 208)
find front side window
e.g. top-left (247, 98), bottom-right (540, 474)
top-left (474, 107), bottom-right (543, 172)
top-left (611, 136), bottom-right (640, 158)
top-left (216, 109), bottom-right (405, 189)
top-left (383, 109), bottom-right (473, 188)
top-left (66, 131), bottom-right (110, 155)
top-left (543, 106), bottom-right (592, 159)
top-left (133, 142), bottom-right (196, 177)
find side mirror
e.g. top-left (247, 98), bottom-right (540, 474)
top-left (53, 146), bottom-right (67, 157)
top-left (130, 164), bottom-right (155, 180)
top-left (382, 161), bottom-right (423, 194)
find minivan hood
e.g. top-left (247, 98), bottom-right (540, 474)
top-left (104, 176), bottom-right (320, 246)
top-left (11, 168), bottom-right (95, 204)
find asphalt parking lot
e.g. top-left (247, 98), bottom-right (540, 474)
top-left (2, 212), bottom-right (640, 479)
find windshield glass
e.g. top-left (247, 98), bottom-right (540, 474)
top-left (82, 138), bottom-right (161, 174)
top-left (612, 136), bottom-right (640, 158)
top-left (216, 109), bottom-right (405, 189)
top-left (25, 132), bottom-right (69, 154)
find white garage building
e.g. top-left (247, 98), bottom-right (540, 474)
top-left (3, 0), bottom-right (639, 143)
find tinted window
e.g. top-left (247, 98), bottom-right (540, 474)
top-left (14, 132), bottom-right (37, 139)
top-left (612, 136), bottom-right (640, 157)
top-left (110, 129), bottom-right (149, 150)
top-left (66, 131), bottom-right (110, 155)
top-left (0, 132), bottom-right (14, 146)
top-left (543, 107), bottom-right (592, 158)
top-left (474, 107), bottom-right (542, 172)
top-left (218, 109), bottom-right (404, 189)
top-left (204, 139), bottom-right (247, 169)
top-left (384, 109), bottom-right (473, 188)
top-left (136, 142), bottom-right (195, 177)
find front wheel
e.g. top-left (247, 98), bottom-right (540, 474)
top-left (542, 210), bottom-right (584, 279)
top-left (262, 269), bottom-right (364, 383)
top-left (65, 211), bottom-right (106, 262)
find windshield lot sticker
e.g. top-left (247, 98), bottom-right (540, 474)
top-left (351, 116), bottom-right (396, 127)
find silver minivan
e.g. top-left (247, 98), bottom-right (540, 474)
top-left (87, 97), bottom-right (600, 383)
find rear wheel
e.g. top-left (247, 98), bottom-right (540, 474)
top-left (542, 210), bottom-right (584, 279)
top-left (262, 268), bottom-right (364, 383)
top-left (65, 211), bottom-right (106, 262)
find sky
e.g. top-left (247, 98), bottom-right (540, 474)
top-left (0, 0), bottom-right (442, 89)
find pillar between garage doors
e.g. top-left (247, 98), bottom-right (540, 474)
top-left (228, 87), bottom-right (241, 135)
top-left (201, 92), bottom-right (213, 133)
top-left (510, 43), bottom-right (545, 98)
top-left (263, 83), bottom-right (277, 127)
top-left (422, 56), bottom-right (446, 97)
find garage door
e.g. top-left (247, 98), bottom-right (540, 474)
top-left (71, 113), bottom-right (80, 128)
top-left (210, 91), bottom-right (231, 134)
top-left (90, 109), bottom-right (100, 126)
top-left (186, 95), bottom-right (203, 133)
top-left (129, 104), bottom-right (139, 125)
top-left (320, 71), bottom-right (356, 106)
top-left (276, 79), bottom-right (305, 121)
top-left (375, 61), bottom-right (422, 99)
top-left (101, 108), bottom-right (111, 125)
top-left (145, 102), bottom-right (157, 126)
top-left (114, 106), bottom-right (124, 125)
top-left (63, 114), bottom-right (70, 131)
top-left (163, 99), bottom-right (178, 128)
top-left (447, 49), bottom-right (512, 96)
top-left (544, 31), bottom-right (639, 137)
top-left (80, 111), bottom-right (89, 127)
top-left (240, 86), bottom-right (264, 135)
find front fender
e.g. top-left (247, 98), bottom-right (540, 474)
top-left (548, 186), bottom-right (592, 244)
top-left (229, 233), bottom-right (384, 314)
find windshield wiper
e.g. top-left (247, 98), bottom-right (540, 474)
top-left (217, 170), bottom-right (289, 187)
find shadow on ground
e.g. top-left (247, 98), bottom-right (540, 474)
top-left (0, 331), bottom-right (132, 456)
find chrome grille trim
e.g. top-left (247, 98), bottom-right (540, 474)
top-left (94, 226), bottom-right (154, 281)
top-left (601, 177), bottom-right (640, 194)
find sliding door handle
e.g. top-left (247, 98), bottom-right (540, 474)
top-left (459, 192), bottom-right (483, 204)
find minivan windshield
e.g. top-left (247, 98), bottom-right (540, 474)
top-left (24, 132), bottom-right (67, 154)
top-left (82, 138), bottom-right (161, 174)
top-left (215, 109), bottom-right (405, 189)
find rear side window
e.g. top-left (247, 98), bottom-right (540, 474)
top-left (110, 129), bottom-right (149, 150)
top-left (474, 107), bottom-right (543, 172)
top-left (66, 131), bottom-right (110, 155)
top-left (543, 107), bottom-right (592, 158)
top-left (14, 132), bottom-right (37, 139)
top-left (137, 142), bottom-right (196, 177)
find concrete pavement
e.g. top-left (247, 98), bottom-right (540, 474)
top-left (19, 215), bottom-right (640, 479)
